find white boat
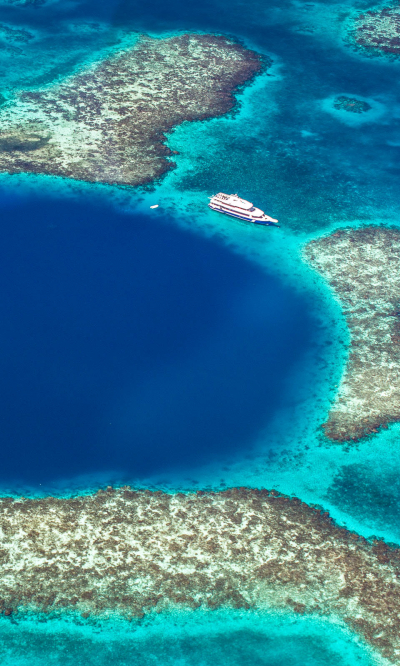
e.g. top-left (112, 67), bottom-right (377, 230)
top-left (208, 193), bottom-right (278, 226)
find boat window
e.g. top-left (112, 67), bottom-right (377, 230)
top-left (249, 207), bottom-right (255, 211)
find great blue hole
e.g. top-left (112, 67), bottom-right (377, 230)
top-left (0, 195), bottom-right (314, 485)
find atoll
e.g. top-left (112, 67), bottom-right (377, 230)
top-left (0, 487), bottom-right (400, 663)
top-left (351, 7), bottom-right (400, 56)
top-left (0, 34), bottom-right (263, 185)
top-left (333, 96), bottom-right (371, 114)
top-left (304, 227), bottom-right (400, 441)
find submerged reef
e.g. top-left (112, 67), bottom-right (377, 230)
top-left (0, 0), bottom-right (44, 4)
top-left (333, 96), bottom-right (371, 114)
top-left (351, 7), bottom-right (400, 56)
top-left (0, 34), bottom-right (262, 185)
top-left (328, 462), bottom-right (400, 534)
top-left (0, 488), bottom-right (400, 663)
top-left (0, 23), bottom-right (33, 44)
top-left (304, 227), bottom-right (400, 441)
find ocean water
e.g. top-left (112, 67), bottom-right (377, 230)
top-left (0, 0), bottom-right (399, 661)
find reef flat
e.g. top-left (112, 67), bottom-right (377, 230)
top-left (351, 7), bottom-right (400, 57)
top-left (305, 227), bottom-right (400, 441)
top-left (1, 487), bottom-right (400, 663)
top-left (0, 34), bottom-right (262, 185)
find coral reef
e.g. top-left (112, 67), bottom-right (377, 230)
top-left (0, 24), bottom-right (33, 44)
top-left (0, 34), bottom-right (263, 185)
top-left (0, 487), bottom-right (400, 663)
top-left (304, 227), bottom-right (400, 441)
top-left (352, 8), bottom-right (400, 56)
top-left (333, 96), bottom-right (371, 114)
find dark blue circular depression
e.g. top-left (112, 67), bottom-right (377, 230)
top-left (0, 195), bottom-right (313, 485)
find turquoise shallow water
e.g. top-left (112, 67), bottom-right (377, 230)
top-left (0, 610), bottom-right (379, 666)
top-left (0, 0), bottom-right (399, 661)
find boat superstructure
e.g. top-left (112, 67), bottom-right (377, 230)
top-left (208, 193), bottom-right (278, 226)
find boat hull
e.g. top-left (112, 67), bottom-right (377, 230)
top-left (208, 204), bottom-right (276, 226)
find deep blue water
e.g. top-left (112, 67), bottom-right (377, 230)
top-left (0, 194), bottom-right (313, 486)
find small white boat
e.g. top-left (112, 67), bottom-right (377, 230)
top-left (208, 193), bottom-right (278, 226)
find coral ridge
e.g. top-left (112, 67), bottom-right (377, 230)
top-left (305, 226), bottom-right (400, 441)
top-left (350, 7), bottom-right (400, 57)
top-left (0, 487), bottom-right (400, 663)
top-left (0, 34), bottom-right (263, 185)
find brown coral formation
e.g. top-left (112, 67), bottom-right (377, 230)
top-left (304, 227), bottom-right (400, 441)
top-left (352, 7), bottom-right (400, 56)
top-left (0, 487), bottom-right (400, 663)
top-left (333, 96), bottom-right (371, 114)
top-left (0, 34), bottom-right (262, 185)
